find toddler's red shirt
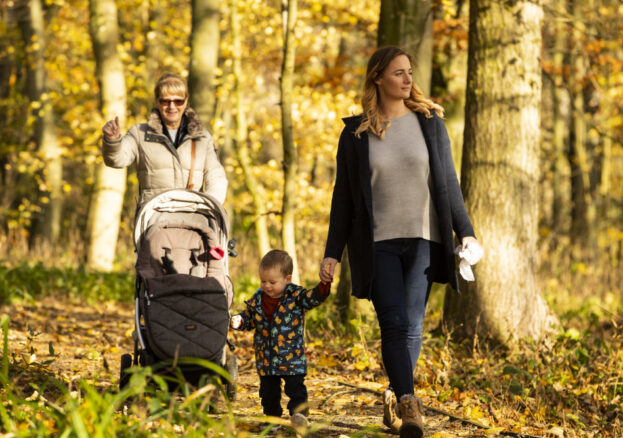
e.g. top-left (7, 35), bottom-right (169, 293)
top-left (261, 281), bottom-right (330, 322)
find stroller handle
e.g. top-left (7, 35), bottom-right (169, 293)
top-left (227, 239), bottom-right (238, 258)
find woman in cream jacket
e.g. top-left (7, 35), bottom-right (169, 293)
top-left (101, 73), bottom-right (227, 208)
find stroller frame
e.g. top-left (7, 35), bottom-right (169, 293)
top-left (120, 189), bottom-right (238, 396)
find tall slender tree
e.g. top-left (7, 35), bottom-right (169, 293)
top-left (189, 0), bottom-right (219, 125)
top-left (335, 252), bottom-right (353, 326)
top-left (86, 0), bottom-right (127, 271)
top-left (145, 1), bottom-right (164, 92)
top-left (280, 0), bottom-right (299, 282)
top-left (568, 0), bottom-right (593, 252)
top-left (16, 0), bottom-right (63, 244)
top-left (0, 2), bottom-right (19, 224)
top-left (443, 0), bottom-right (558, 344)
top-left (378, 0), bottom-right (433, 95)
top-left (550, 0), bottom-right (571, 234)
top-left (230, 0), bottom-right (270, 258)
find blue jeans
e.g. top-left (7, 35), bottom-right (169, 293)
top-left (371, 238), bottom-right (441, 398)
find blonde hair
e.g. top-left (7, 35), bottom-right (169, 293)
top-left (154, 73), bottom-right (189, 102)
top-left (355, 46), bottom-right (444, 139)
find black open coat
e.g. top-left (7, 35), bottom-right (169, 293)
top-left (323, 111), bottom-right (475, 299)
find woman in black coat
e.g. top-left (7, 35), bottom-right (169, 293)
top-left (319, 46), bottom-right (479, 438)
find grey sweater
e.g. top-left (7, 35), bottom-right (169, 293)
top-left (368, 112), bottom-right (441, 243)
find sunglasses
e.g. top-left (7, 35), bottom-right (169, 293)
top-left (159, 98), bottom-right (186, 106)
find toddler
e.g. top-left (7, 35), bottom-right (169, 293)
top-left (231, 249), bottom-right (331, 426)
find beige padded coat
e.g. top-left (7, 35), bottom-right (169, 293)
top-left (102, 108), bottom-right (228, 208)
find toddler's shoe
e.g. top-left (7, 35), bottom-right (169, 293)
top-left (290, 412), bottom-right (309, 429)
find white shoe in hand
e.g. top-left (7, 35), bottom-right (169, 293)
top-left (455, 241), bottom-right (484, 281)
top-left (230, 314), bottom-right (242, 329)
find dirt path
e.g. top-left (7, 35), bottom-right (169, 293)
top-left (4, 295), bottom-right (496, 437)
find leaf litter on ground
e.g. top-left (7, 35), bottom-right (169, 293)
top-left (1, 293), bottom-right (622, 437)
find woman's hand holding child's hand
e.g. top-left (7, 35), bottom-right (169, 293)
top-left (319, 257), bottom-right (337, 283)
top-left (230, 314), bottom-right (242, 329)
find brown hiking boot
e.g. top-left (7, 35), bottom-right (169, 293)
top-left (397, 394), bottom-right (424, 438)
top-left (382, 388), bottom-right (401, 432)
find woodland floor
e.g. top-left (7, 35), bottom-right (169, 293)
top-left (3, 295), bottom-right (587, 437)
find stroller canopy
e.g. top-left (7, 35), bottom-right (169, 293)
top-left (134, 189), bottom-right (230, 253)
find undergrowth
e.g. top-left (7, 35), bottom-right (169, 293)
top-left (0, 263), bottom-right (621, 437)
top-left (0, 263), bottom-right (134, 305)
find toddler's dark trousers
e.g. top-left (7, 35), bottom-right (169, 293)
top-left (259, 374), bottom-right (308, 417)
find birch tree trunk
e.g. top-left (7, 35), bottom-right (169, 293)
top-left (280, 0), bottom-right (299, 283)
top-left (17, 0), bottom-right (63, 244)
top-left (378, 0), bottom-right (433, 95)
top-left (443, 0), bottom-right (558, 345)
top-left (189, 0), bottom-right (219, 125)
top-left (230, 0), bottom-right (270, 258)
top-left (87, 0), bottom-right (127, 271)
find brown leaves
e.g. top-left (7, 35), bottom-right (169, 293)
top-left (3, 291), bottom-right (623, 437)
top-left (5, 295), bottom-right (134, 394)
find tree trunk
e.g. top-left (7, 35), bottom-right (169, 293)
top-left (16, 0), bottom-right (63, 244)
top-left (145, 0), bottom-right (164, 93)
top-left (550, 0), bottom-right (570, 234)
top-left (0, 3), bottom-right (16, 225)
top-left (0, 12), bottom-right (11, 101)
top-left (568, 0), bottom-right (594, 253)
top-left (378, 0), bottom-right (433, 95)
top-left (87, 0), bottom-right (127, 271)
top-left (599, 109), bottom-right (612, 199)
top-left (230, 0), bottom-right (270, 258)
top-left (189, 0), bottom-right (219, 126)
top-left (430, 5), bottom-right (467, 177)
top-left (443, 0), bottom-right (558, 345)
top-left (335, 252), bottom-right (353, 327)
top-left (280, 0), bottom-right (299, 283)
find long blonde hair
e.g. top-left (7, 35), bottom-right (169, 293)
top-left (355, 46), bottom-right (444, 139)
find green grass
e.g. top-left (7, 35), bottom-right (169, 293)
top-left (0, 263), bottom-right (134, 305)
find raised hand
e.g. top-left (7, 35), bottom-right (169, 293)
top-left (102, 116), bottom-right (121, 141)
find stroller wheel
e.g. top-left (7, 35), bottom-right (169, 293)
top-left (225, 353), bottom-right (238, 401)
top-left (119, 353), bottom-right (133, 390)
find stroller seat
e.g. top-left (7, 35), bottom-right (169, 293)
top-left (132, 191), bottom-right (234, 363)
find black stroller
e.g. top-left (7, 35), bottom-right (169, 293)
top-left (119, 189), bottom-right (238, 399)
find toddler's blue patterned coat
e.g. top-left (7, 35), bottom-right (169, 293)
top-left (233, 283), bottom-right (328, 376)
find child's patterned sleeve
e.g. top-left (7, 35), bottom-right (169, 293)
top-left (296, 282), bottom-right (332, 310)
